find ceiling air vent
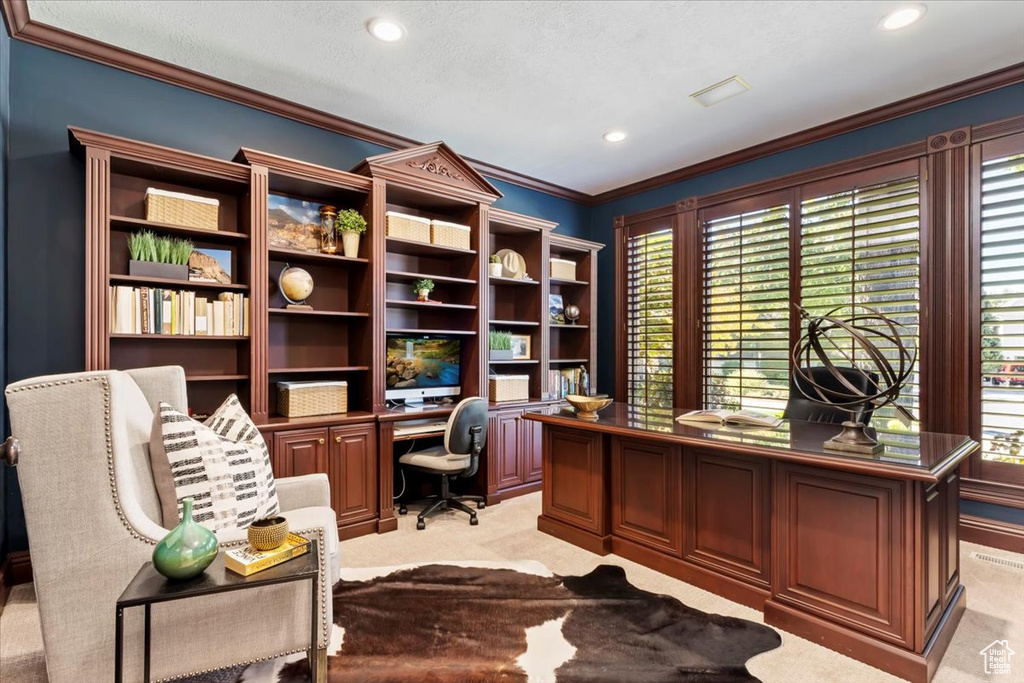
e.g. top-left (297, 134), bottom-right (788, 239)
top-left (690, 76), bottom-right (751, 108)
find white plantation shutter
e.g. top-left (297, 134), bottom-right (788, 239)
top-left (626, 226), bottom-right (674, 408)
top-left (703, 202), bottom-right (791, 413)
top-left (799, 169), bottom-right (921, 434)
top-left (979, 149), bottom-right (1024, 471)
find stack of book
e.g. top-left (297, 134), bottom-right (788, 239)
top-left (109, 286), bottom-right (249, 336)
top-left (549, 366), bottom-right (589, 399)
top-left (225, 533), bottom-right (310, 576)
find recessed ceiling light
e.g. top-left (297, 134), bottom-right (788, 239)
top-left (690, 76), bottom-right (751, 108)
top-left (880, 4), bottom-right (926, 31)
top-left (367, 18), bottom-right (406, 42)
top-left (603, 131), bottom-right (628, 143)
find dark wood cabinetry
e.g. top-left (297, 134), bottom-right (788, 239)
top-left (484, 404), bottom-right (554, 503)
top-left (329, 425), bottom-right (378, 527)
top-left (272, 428), bottom-right (328, 478)
top-left (611, 439), bottom-right (682, 556)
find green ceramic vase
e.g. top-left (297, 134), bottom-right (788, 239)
top-left (152, 498), bottom-right (219, 580)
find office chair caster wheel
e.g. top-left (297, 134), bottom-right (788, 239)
top-left (398, 505), bottom-right (407, 515)
top-left (470, 516), bottom-right (478, 526)
top-left (476, 502), bottom-right (485, 509)
top-left (416, 520), bottom-right (425, 530)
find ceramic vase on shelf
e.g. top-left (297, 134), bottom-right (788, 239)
top-left (152, 498), bottom-right (219, 581)
top-left (417, 288), bottom-right (430, 302)
top-left (489, 262), bottom-right (503, 278)
top-left (341, 231), bottom-right (360, 258)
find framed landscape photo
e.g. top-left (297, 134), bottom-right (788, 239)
top-left (510, 334), bottom-right (532, 360)
top-left (188, 247), bottom-right (232, 284)
top-left (548, 294), bottom-right (565, 324)
top-left (267, 194), bottom-right (321, 253)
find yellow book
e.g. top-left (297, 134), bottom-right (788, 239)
top-left (224, 533), bottom-right (310, 576)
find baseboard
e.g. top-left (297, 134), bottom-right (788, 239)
top-left (960, 514), bottom-right (1024, 553)
top-left (0, 550), bottom-right (32, 614)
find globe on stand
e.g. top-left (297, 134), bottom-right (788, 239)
top-left (564, 304), bottom-right (581, 324)
top-left (792, 304), bottom-right (917, 454)
top-left (278, 264), bottom-right (314, 309)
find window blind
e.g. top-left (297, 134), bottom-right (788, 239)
top-left (979, 151), bottom-right (1024, 466)
top-left (625, 227), bottom-right (674, 408)
top-left (799, 175), bottom-right (921, 434)
top-left (703, 204), bottom-right (791, 413)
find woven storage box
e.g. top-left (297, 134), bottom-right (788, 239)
top-left (550, 257), bottom-right (577, 280)
top-left (489, 375), bottom-right (530, 403)
top-left (276, 380), bottom-right (348, 417)
top-left (386, 211), bottom-right (431, 243)
top-left (145, 188), bottom-right (219, 231)
top-left (430, 220), bottom-right (471, 250)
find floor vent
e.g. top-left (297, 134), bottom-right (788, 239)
top-left (971, 551), bottom-right (1024, 570)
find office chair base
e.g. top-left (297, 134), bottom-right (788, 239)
top-left (399, 475), bottom-right (485, 529)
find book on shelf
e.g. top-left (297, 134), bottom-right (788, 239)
top-left (548, 366), bottom-right (590, 399)
top-left (676, 408), bottom-right (782, 429)
top-left (224, 533), bottom-right (311, 577)
top-left (109, 285), bottom-right (248, 337)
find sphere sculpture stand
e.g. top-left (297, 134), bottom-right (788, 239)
top-left (792, 304), bottom-right (917, 455)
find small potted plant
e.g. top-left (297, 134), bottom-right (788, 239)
top-left (412, 278), bottom-right (435, 302)
top-left (128, 231), bottom-right (193, 280)
top-left (335, 209), bottom-right (367, 259)
top-left (489, 330), bottom-right (513, 361)
top-left (489, 254), bottom-right (503, 278)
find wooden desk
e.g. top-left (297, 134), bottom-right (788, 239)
top-left (524, 405), bottom-right (978, 683)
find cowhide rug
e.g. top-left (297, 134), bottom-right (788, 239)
top-left (189, 561), bottom-right (781, 682)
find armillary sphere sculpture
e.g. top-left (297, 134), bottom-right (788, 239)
top-left (791, 304), bottom-right (917, 454)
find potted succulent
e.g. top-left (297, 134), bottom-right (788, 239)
top-left (489, 254), bottom-right (503, 278)
top-left (128, 230), bottom-right (193, 281)
top-left (412, 278), bottom-right (435, 302)
top-left (335, 209), bottom-right (367, 258)
top-left (489, 329), bottom-right (513, 361)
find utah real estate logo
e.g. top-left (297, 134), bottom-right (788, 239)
top-left (980, 640), bottom-right (1014, 675)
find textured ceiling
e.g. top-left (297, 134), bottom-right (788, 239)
top-left (27, 0), bottom-right (1024, 194)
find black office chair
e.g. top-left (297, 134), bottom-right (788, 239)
top-left (783, 366), bottom-right (879, 425)
top-left (397, 397), bottom-right (488, 529)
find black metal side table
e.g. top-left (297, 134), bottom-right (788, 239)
top-left (114, 545), bottom-right (319, 682)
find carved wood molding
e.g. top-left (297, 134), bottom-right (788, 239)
top-left (234, 148), bottom-right (373, 192)
top-left (490, 207), bottom-right (557, 232)
top-left (927, 127), bottom-right (972, 153)
top-left (406, 156), bottom-right (465, 181)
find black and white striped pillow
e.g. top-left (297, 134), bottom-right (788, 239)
top-left (152, 395), bottom-right (279, 532)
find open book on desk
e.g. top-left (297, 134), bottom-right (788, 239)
top-left (676, 409), bottom-right (782, 429)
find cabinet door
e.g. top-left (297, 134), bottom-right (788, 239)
top-left (495, 410), bottom-right (524, 488)
top-left (522, 412), bottom-right (544, 483)
top-left (543, 426), bottom-right (607, 535)
top-left (611, 438), bottom-right (683, 556)
top-left (272, 428), bottom-right (329, 479)
top-left (329, 425), bottom-right (378, 526)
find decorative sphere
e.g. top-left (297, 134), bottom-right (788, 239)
top-left (279, 265), bottom-right (314, 304)
top-left (792, 305), bottom-right (917, 420)
top-left (564, 305), bottom-right (581, 323)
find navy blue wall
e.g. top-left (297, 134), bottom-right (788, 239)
top-left (0, 40), bottom-right (590, 555)
top-left (0, 27), bottom-right (9, 561)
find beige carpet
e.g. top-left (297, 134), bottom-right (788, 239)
top-left (2, 492), bottom-right (1022, 682)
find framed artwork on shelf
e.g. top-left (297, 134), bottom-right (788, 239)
top-left (268, 194), bottom-right (321, 253)
top-left (549, 294), bottom-right (565, 324)
top-left (510, 334), bottom-right (532, 360)
top-left (188, 247), bottom-right (232, 284)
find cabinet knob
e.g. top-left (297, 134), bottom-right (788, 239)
top-left (335, 435), bottom-right (342, 443)
top-left (318, 437), bottom-right (325, 445)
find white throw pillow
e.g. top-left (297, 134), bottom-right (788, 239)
top-left (150, 394), bottom-right (279, 532)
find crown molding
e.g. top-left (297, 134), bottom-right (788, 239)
top-left (2, 1), bottom-right (1022, 208)
top-left (0, 0), bottom-right (589, 203)
top-left (590, 62), bottom-right (1024, 205)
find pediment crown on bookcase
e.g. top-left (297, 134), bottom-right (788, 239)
top-left (352, 142), bottom-right (503, 204)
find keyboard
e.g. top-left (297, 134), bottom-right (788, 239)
top-left (393, 421), bottom-right (447, 438)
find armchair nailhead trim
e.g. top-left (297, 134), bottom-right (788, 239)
top-left (7, 376), bottom-right (334, 657)
top-left (157, 648), bottom-right (307, 682)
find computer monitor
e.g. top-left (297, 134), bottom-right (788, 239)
top-left (385, 335), bottom-right (462, 403)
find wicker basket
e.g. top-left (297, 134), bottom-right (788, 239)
top-left (386, 211), bottom-right (431, 243)
top-left (430, 220), bottom-right (471, 250)
top-left (276, 381), bottom-right (348, 417)
top-left (145, 188), bottom-right (219, 231)
top-left (489, 375), bottom-right (530, 403)
top-left (550, 257), bottom-right (576, 281)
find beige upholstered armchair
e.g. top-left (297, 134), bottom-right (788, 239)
top-left (5, 366), bottom-right (338, 682)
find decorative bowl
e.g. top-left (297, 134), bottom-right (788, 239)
top-left (248, 516), bottom-right (289, 551)
top-left (565, 395), bottom-right (613, 420)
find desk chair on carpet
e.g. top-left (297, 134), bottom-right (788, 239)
top-left (783, 366), bottom-right (879, 425)
top-left (398, 397), bottom-right (488, 529)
